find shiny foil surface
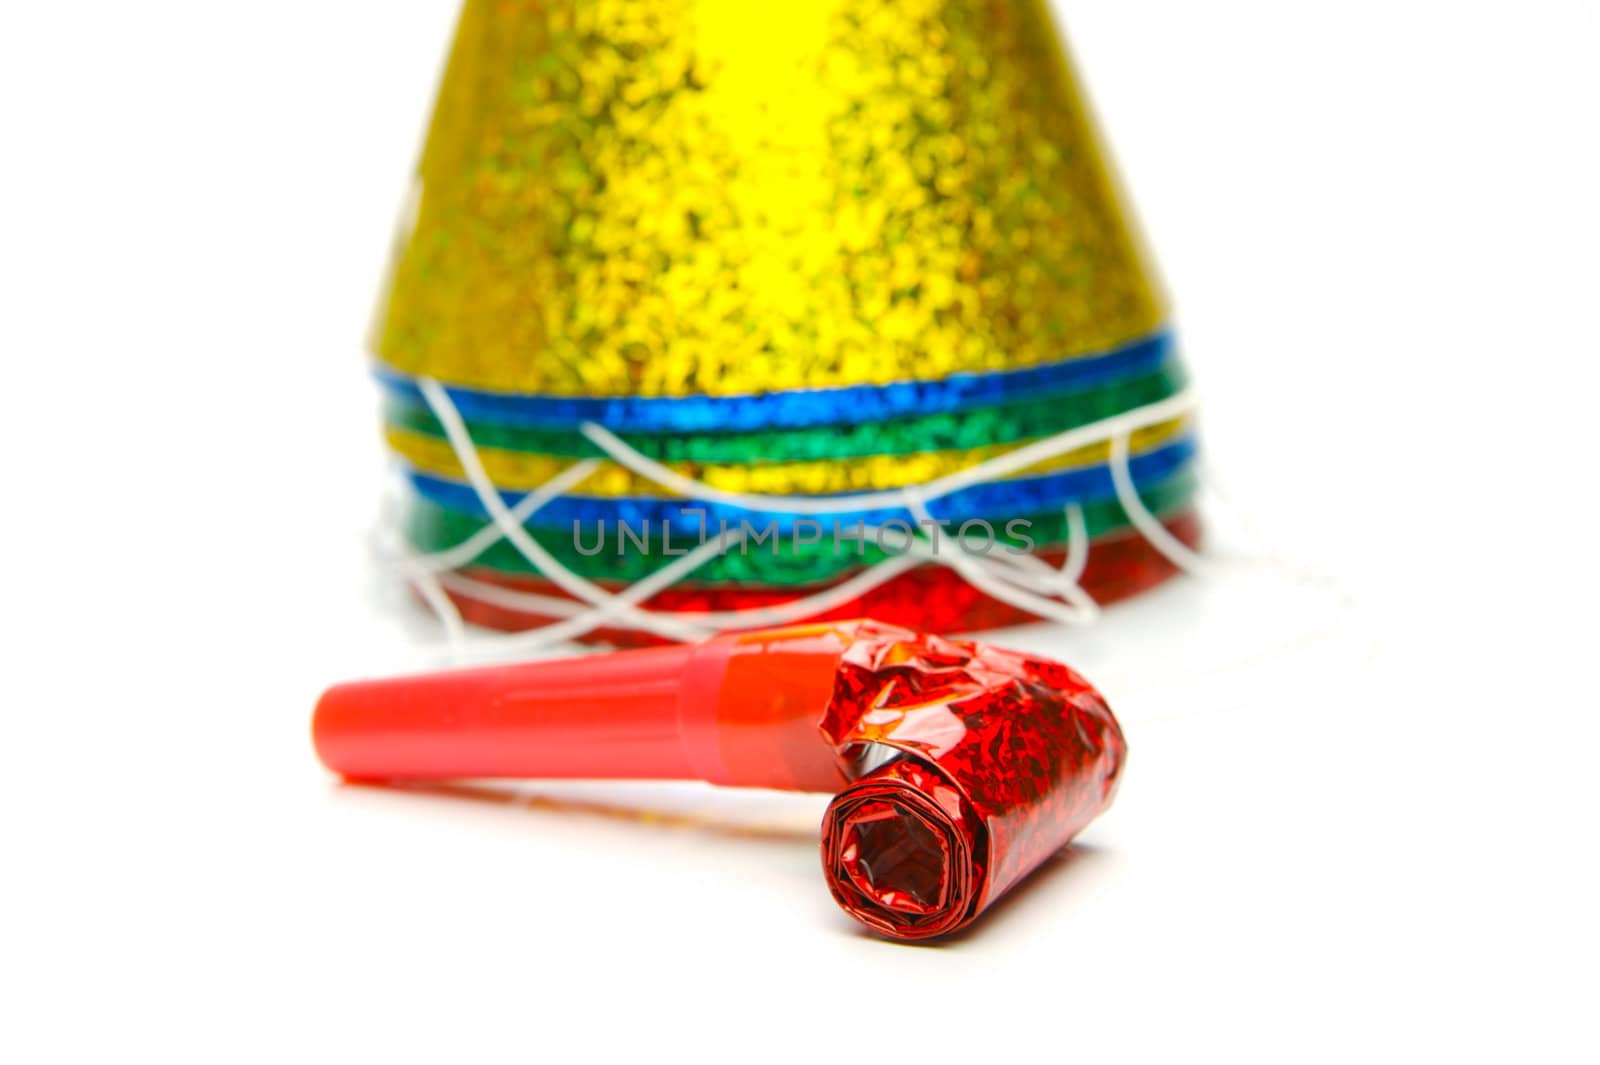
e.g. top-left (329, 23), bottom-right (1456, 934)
top-left (817, 623), bottom-right (1126, 939)
top-left (405, 473), bottom-right (1197, 585)
top-left (373, 0), bottom-right (1197, 642)
top-left (376, 0), bottom-right (1165, 396)
top-left (388, 417), bottom-right (1188, 495)
top-left (382, 358), bottom-right (1187, 462)
top-left (406, 434), bottom-right (1195, 532)
top-left (437, 511), bottom-right (1200, 645)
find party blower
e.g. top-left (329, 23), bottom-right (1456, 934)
top-left (313, 620), bottom-right (1126, 940)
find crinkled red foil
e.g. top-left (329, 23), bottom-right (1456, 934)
top-left (817, 622), bottom-right (1126, 939)
top-left (437, 511), bottom-right (1198, 646)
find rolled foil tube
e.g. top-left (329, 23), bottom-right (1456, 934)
top-left (818, 635), bottom-right (1126, 939)
top-left (824, 760), bottom-right (989, 938)
top-left (314, 620), bottom-right (1125, 940)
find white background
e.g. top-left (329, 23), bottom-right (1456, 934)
top-left (3, 1), bottom-right (1597, 1060)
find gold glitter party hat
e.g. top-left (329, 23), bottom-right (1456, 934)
top-left (377, 0), bottom-right (1166, 397)
top-left (376, 0), bottom-right (1200, 646)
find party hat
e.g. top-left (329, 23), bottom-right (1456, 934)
top-left (372, 0), bottom-right (1201, 646)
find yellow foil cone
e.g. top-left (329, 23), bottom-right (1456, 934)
top-left (375, 0), bottom-right (1167, 399)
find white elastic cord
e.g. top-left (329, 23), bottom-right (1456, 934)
top-left (436, 506), bottom-right (1110, 639)
top-left (577, 388), bottom-right (1198, 516)
top-left (399, 380), bottom-right (1199, 647)
top-left (432, 573), bottom-right (578, 618)
top-left (956, 501), bottom-right (1100, 619)
top-left (1062, 502), bottom-right (1091, 586)
top-left (442, 550), bottom-right (927, 646)
top-left (460, 528), bottom-right (745, 650)
top-left (420, 527), bottom-right (1092, 650)
top-left (1109, 430), bottom-right (1208, 576)
top-left (404, 457), bottom-right (603, 575)
top-left (366, 481), bottom-right (470, 659)
top-left (371, 451), bottom-right (596, 654)
top-left (902, 493), bottom-right (1098, 626)
top-left (404, 562), bottom-right (468, 655)
top-left (432, 500), bottom-right (1109, 643)
top-left (388, 442), bottom-right (941, 647)
top-left (417, 378), bottom-right (710, 643)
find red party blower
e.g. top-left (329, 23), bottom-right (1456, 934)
top-left (313, 620), bottom-right (1126, 940)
